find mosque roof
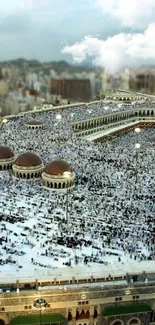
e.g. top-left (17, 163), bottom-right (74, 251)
top-left (26, 120), bottom-right (43, 126)
top-left (0, 146), bottom-right (14, 160)
top-left (14, 152), bottom-right (42, 167)
top-left (45, 160), bottom-right (73, 176)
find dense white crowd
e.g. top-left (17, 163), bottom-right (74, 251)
top-left (65, 101), bottom-right (155, 122)
top-left (0, 104), bottom-right (155, 277)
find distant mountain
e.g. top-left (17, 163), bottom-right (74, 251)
top-left (42, 60), bottom-right (95, 73)
top-left (0, 58), bottom-right (41, 67)
top-left (0, 58), bottom-right (95, 73)
top-left (1, 58), bottom-right (155, 74)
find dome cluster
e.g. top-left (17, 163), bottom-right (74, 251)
top-left (0, 146), bottom-right (75, 191)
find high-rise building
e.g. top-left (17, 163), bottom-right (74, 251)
top-left (89, 72), bottom-right (96, 98)
top-left (122, 68), bottom-right (130, 90)
top-left (101, 70), bottom-right (130, 91)
top-left (129, 73), bottom-right (155, 94)
top-left (51, 79), bottom-right (91, 101)
top-left (0, 80), bottom-right (8, 96)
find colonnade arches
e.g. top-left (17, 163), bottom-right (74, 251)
top-left (127, 318), bottom-right (141, 325)
top-left (72, 108), bottom-right (155, 133)
top-left (94, 306), bottom-right (98, 318)
top-left (76, 309), bottom-right (90, 320)
top-left (44, 180), bottom-right (75, 189)
top-left (27, 126), bottom-right (43, 129)
top-left (0, 164), bottom-right (12, 170)
top-left (68, 309), bottom-right (72, 321)
top-left (0, 319), bottom-right (5, 325)
top-left (68, 306), bottom-right (98, 321)
top-left (111, 320), bottom-right (124, 325)
top-left (15, 172), bottom-right (41, 179)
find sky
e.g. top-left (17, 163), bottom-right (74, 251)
top-left (0, 0), bottom-right (155, 71)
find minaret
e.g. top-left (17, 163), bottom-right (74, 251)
top-left (123, 68), bottom-right (130, 90)
top-left (89, 72), bottom-right (95, 98)
top-left (102, 71), bottom-right (108, 90)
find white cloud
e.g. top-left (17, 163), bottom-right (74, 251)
top-left (18, 0), bottom-right (33, 12)
top-left (17, 0), bottom-right (53, 13)
top-left (96, 0), bottom-right (155, 28)
top-left (62, 23), bottom-right (155, 73)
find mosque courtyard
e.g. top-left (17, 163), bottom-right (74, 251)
top-left (0, 103), bottom-right (155, 281)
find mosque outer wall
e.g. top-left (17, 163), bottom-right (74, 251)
top-left (93, 121), bottom-right (155, 142)
top-left (0, 284), bottom-right (155, 325)
top-left (71, 108), bottom-right (155, 135)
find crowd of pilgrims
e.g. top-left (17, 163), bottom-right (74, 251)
top-left (0, 102), bottom-right (155, 276)
top-left (66, 100), bottom-right (155, 122)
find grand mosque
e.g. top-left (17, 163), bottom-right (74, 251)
top-left (0, 90), bottom-right (155, 325)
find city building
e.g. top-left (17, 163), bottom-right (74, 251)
top-left (0, 80), bottom-right (8, 96)
top-left (101, 70), bottom-right (130, 91)
top-left (51, 79), bottom-right (91, 101)
top-left (129, 73), bottom-right (155, 94)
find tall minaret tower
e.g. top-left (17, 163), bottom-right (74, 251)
top-left (102, 70), bottom-right (108, 90)
top-left (123, 68), bottom-right (130, 90)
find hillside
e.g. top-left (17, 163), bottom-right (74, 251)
top-left (0, 58), bottom-right (95, 73)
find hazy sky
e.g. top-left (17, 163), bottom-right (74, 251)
top-left (0, 0), bottom-right (155, 70)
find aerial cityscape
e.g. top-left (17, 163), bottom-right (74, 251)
top-left (0, 1), bottom-right (155, 325)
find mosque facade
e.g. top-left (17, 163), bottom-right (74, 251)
top-left (0, 275), bottom-right (155, 325)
